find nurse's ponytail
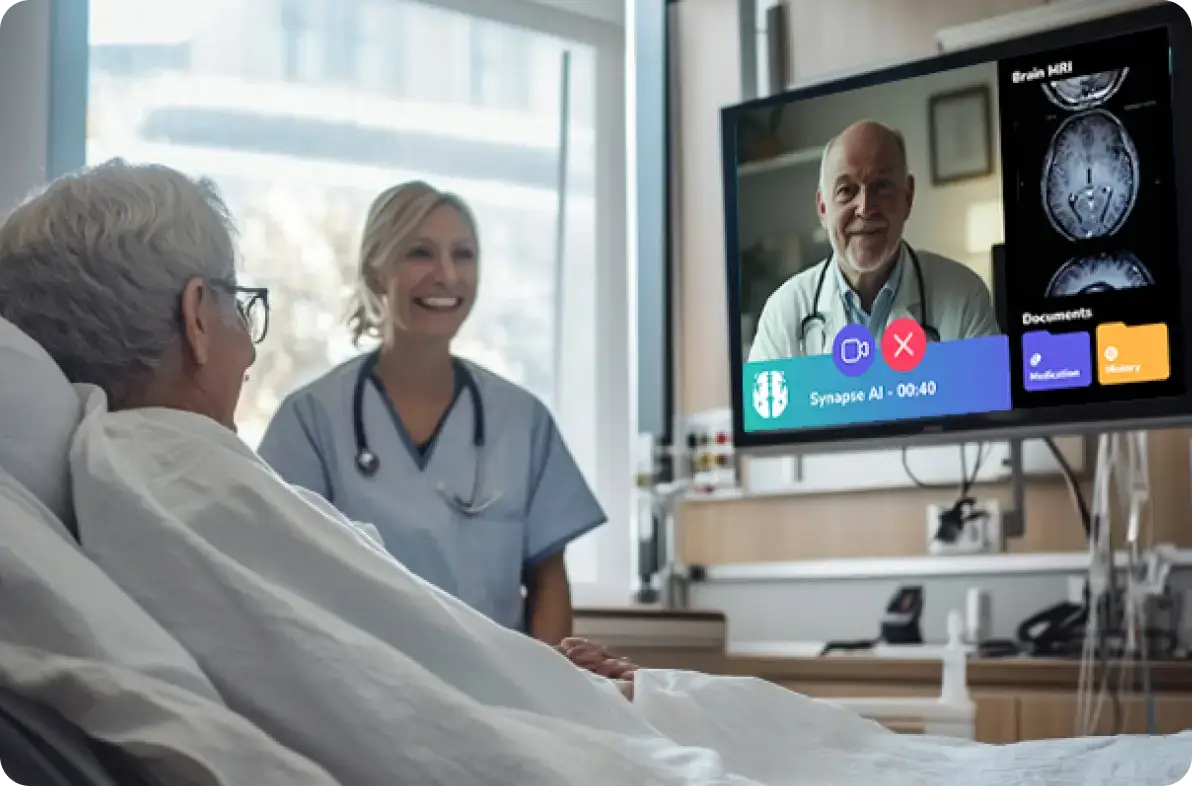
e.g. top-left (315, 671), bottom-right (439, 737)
top-left (348, 181), bottom-right (479, 346)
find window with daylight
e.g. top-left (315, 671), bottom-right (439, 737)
top-left (81, 0), bottom-right (631, 598)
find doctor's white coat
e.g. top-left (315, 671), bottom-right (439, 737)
top-left (749, 249), bottom-right (1000, 361)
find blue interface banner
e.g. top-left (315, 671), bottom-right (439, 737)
top-left (743, 335), bottom-right (1013, 432)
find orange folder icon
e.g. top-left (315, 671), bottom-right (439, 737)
top-left (1095, 322), bottom-right (1170, 386)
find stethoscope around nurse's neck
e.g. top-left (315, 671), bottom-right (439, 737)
top-left (797, 241), bottom-right (940, 355)
top-left (351, 352), bottom-right (502, 517)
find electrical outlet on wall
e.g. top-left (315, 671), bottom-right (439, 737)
top-left (925, 499), bottom-right (1002, 555)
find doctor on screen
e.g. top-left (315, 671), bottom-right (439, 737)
top-left (748, 120), bottom-right (1000, 362)
top-left (258, 182), bottom-right (604, 645)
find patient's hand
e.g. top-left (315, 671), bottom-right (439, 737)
top-left (556, 637), bottom-right (638, 680)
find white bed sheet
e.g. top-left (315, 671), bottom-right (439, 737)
top-left (636, 669), bottom-right (1192, 786)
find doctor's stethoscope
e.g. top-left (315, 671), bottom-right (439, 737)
top-left (351, 352), bottom-right (502, 516)
top-left (798, 241), bottom-right (941, 355)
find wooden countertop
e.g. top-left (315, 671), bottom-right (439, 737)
top-left (575, 607), bottom-right (1192, 692)
top-left (714, 654), bottom-right (1192, 691)
top-left (574, 607), bottom-right (726, 622)
top-left (615, 647), bottom-right (1192, 692)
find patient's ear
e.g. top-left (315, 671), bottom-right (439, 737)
top-left (178, 277), bottom-right (215, 366)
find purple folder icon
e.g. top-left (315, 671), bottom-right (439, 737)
top-left (1022, 330), bottom-right (1092, 392)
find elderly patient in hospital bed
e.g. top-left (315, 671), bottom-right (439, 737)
top-left (0, 160), bottom-right (1188, 786)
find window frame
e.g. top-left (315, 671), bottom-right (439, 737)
top-left (402, 0), bottom-right (632, 603)
top-left (456, 0), bottom-right (632, 604)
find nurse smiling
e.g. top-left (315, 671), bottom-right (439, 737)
top-left (258, 181), bottom-right (605, 644)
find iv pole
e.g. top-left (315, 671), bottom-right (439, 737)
top-left (1081, 430), bottom-right (1159, 736)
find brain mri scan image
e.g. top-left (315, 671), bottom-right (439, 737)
top-left (1045, 250), bottom-right (1154, 297)
top-left (1041, 68), bottom-right (1130, 111)
top-left (1041, 109), bottom-right (1140, 241)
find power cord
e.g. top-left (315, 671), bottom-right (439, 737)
top-left (900, 446), bottom-right (933, 488)
top-left (1042, 435), bottom-right (1091, 539)
top-left (904, 438), bottom-right (1086, 536)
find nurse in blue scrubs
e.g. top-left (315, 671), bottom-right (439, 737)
top-left (258, 181), bottom-right (605, 644)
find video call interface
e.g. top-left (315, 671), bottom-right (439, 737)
top-left (734, 26), bottom-right (1182, 435)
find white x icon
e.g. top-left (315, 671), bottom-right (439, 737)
top-left (893, 332), bottom-right (915, 358)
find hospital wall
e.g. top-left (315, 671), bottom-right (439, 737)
top-left (671, 0), bottom-right (1192, 645)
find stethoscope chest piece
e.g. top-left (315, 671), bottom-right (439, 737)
top-left (356, 449), bottom-right (379, 477)
top-left (799, 242), bottom-right (937, 354)
top-left (351, 353), bottom-right (500, 515)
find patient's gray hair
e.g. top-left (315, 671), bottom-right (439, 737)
top-left (0, 159), bottom-right (237, 402)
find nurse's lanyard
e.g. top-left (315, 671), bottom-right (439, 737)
top-left (351, 352), bottom-right (501, 517)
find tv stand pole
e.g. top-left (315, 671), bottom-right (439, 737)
top-left (1002, 439), bottom-right (1027, 539)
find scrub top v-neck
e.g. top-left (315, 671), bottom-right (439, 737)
top-left (366, 357), bottom-right (467, 468)
top-left (258, 354), bottom-right (608, 632)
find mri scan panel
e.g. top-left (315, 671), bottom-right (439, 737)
top-left (1042, 68), bottom-right (1129, 111)
top-left (1041, 109), bottom-right (1140, 241)
top-left (1045, 250), bottom-right (1154, 297)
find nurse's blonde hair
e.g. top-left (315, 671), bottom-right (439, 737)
top-left (347, 181), bottom-right (480, 345)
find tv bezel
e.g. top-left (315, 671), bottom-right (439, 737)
top-left (722, 2), bottom-right (1192, 457)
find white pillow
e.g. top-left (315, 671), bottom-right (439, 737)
top-left (0, 470), bottom-right (218, 701)
top-left (0, 316), bottom-right (81, 521)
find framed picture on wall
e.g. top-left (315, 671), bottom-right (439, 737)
top-left (928, 85), bottom-right (993, 185)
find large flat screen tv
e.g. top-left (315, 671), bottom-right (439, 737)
top-left (723, 3), bottom-right (1192, 455)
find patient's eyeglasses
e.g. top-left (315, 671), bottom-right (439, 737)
top-left (212, 280), bottom-right (271, 344)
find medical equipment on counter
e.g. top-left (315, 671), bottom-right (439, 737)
top-left (351, 352), bottom-right (500, 516)
top-left (1128, 545), bottom-right (1183, 656)
top-left (819, 585), bottom-right (925, 655)
top-left (880, 585), bottom-right (925, 645)
top-left (1016, 598), bottom-right (1088, 657)
top-left (798, 241), bottom-right (940, 355)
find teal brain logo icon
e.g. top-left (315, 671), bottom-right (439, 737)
top-left (752, 370), bottom-right (788, 420)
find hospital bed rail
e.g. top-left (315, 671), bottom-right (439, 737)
top-left (828, 612), bottom-right (975, 739)
top-left (827, 694), bottom-right (975, 739)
